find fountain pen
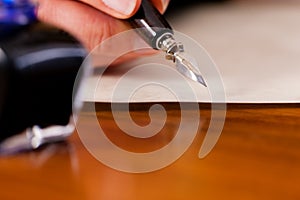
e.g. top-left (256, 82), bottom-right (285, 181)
top-left (128, 0), bottom-right (207, 87)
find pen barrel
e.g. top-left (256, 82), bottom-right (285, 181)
top-left (128, 0), bottom-right (173, 49)
top-left (0, 24), bottom-right (86, 141)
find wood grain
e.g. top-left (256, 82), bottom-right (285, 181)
top-left (0, 103), bottom-right (299, 200)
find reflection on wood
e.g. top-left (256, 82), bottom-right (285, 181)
top-left (0, 103), bottom-right (299, 200)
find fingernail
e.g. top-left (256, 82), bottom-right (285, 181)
top-left (102, 0), bottom-right (136, 16)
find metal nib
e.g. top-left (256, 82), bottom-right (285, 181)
top-left (174, 52), bottom-right (207, 87)
top-left (158, 35), bottom-right (207, 87)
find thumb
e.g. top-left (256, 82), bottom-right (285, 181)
top-left (77, 0), bottom-right (170, 19)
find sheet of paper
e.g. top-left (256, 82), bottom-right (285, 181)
top-left (82, 2), bottom-right (300, 103)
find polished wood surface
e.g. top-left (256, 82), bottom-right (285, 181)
top-left (0, 103), bottom-right (300, 200)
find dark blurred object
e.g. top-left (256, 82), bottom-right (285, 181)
top-left (0, 24), bottom-right (86, 141)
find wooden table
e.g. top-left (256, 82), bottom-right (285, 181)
top-left (0, 103), bottom-right (299, 200)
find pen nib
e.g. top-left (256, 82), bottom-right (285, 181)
top-left (174, 52), bottom-right (207, 87)
top-left (158, 35), bottom-right (206, 86)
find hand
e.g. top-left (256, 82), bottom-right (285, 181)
top-left (36, 0), bottom-right (170, 51)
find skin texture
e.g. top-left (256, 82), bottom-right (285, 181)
top-left (36, 0), bottom-right (170, 51)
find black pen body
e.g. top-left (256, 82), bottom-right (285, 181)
top-left (128, 0), bottom-right (173, 49)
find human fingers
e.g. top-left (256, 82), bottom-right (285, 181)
top-left (150, 0), bottom-right (170, 14)
top-left (36, 0), bottom-right (130, 50)
top-left (36, 0), bottom-right (156, 65)
top-left (74, 0), bottom-right (170, 19)
top-left (36, 0), bottom-right (170, 48)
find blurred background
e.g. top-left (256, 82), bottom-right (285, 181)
top-left (162, 0), bottom-right (300, 102)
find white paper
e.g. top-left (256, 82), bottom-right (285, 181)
top-left (82, 2), bottom-right (300, 103)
